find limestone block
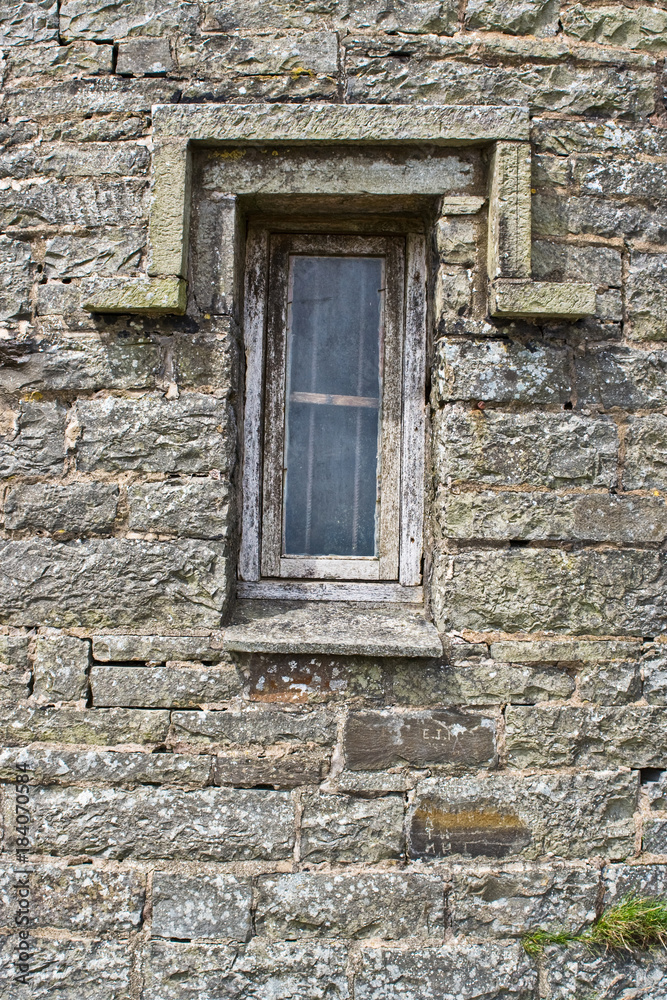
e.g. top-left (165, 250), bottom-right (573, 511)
top-left (449, 862), bottom-right (598, 937)
top-left (488, 142), bottom-right (532, 280)
top-left (0, 401), bottom-right (66, 480)
top-left (490, 639), bottom-right (640, 663)
top-left (0, 747), bottom-right (212, 787)
top-left (75, 393), bottom-right (232, 474)
top-left (92, 664), bottom-right (242, 708)
top-left (434, 407), bottom-right (618, 487)
top-left (440, 490), bottom-right (667, 544)
top-left (624, 414), bottom-right (667, 490)
top-left (434, 267), bottom-right (473, 324)
top-left (643, 649), bottom-right (667, 705)
top-left (575, 346), bottom-right (667, 409)
top-left (574, 156), bottom-right (667, 202)
top-left (0, 937), bottom-right (130, 1000)
top-left (142, 939), bottom-right (350, 1000)
top-left (603, 862), bottom-right (667, 903)
top-left (5, 482), bottom-right (119, 533)
top-left (644, 770), bottom-right (667, 810)
top-left (213, 747), bottom-right (330, 789)
top-left (203, 0), bottom-right (459, 34)
top-left (532, 240), bottom-right (621, 288)
top-left (0, 538), bottom-right (230, 628)
top-left (390, 660), bottom-right (575, 705)
top-left (435, 217), bottom-right (477, 265)
top-left (343, 709), bottom-right (496, 771)
top-left (92, 634), bottom-right (226, 663)
top-left (490, 280), bottom-right (596, 319)
top-left (6, 40), bottom-right (113, 82)
top-left (0, 635), bottom-right (30, 670)
top-left (83, 275), bottom-right (186, 314)
top-left (180, 73), bottom-right (338, 104)
top-left (152, 873), bottom-right (251, 941)
top-left (577, 660), bottom-right (642, 705)
top-left (300, 792), bottom-right (404, 862)
top-left (534, 192), bottom-right (667, 245)
top-left (148, 140), bottom-right (191, 277)
top-left (44, 231), bottom-right (145, 276)
top-left (31, 786), bottom-right (294, 860)
top-left (0, 863), bottom-right (144, 933)
top-left (627, 252), bottom-right (667, 341)
top-left (345, 46), bottom-right (654, 119)
top-left (190, 197), bottom-right (242, 317)
top-left (0, 236), bottom-right (34, 321)
top-left (3, 77), bottom-right (179, 119)
top-left (644, 819), bottom-right (667, 855)
top-left (531, 117), bottom-right (667, 157)
top-left (60, 0), bottom-right (200, 40)
top-left (542, 943), bottom-right (667, 1000)
top-left (33, 634), bottom-right (89, 702)
top-left (40, 115), bottom-right (149, 143)
top-left (0, 1), bottom-right (58, 46)
top-left (0, 332), bottom-right (162, 394)
top-left (0, 705), bottom-right (169, 746)
top-left (171, 708), bottom-right (336, 747)
top-left (355, 941), bottom-right (535, 1000)
top-left (506, 706), bottom-right (667, 769)
top-left (0, 178), bottom-right (146, 229)
top-left (465, 0), bottom-right (558, 36)
top-left (170, 324), bottom-right (235, 389)
top-left (0, 635), bottom-right (30, 701)
top-left (432, 548), bottom-right (667, 635)
top-left (562, 3), bottom-right (667, 51)
top-left (255, 872), bottom-right (445, 939)
top-left (435, 338), bottom-right (571, 404)
top-left (175, 32), bottom-right (338, 78)
top-left (128, 480), bottom-right (230, 539)
top-left (116, 37), bottom-right (174, 75)
top-left (407, 771), bottom-right (637, 861)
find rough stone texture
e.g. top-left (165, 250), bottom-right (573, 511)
top-left (92, 663), bottom-right (242, 708)
top-left (490, 639), bottom-right (640, 663)
top-left (433, 548), bottom-right (667, 635)
top-left (643, 649), bottom-right (667, 705)
top-left (577, 660), bottom-right (642, 705)
top-left (643, 819), bottom-right (667, 855)
top-left (0, 705), bottom-right (169, 746)
top-left (562, 3), bottom-right (667, 52)
top-left (506, 705), bottom-right (667, 769)
top-left (92, 634), bottom-right (228, 663)
top-left (575, 347), bottom-right (667, 410)
top-left (435, 338), bottom-right (571, 404)
top-left (74, 393), bottom-right (233, 474)
top-left (213, 747), bottom-right (331, 789)
top-left (465, 0), bottom-right (558, 37)
top-left (434, 407), bottom-right (618, 487)
top-left (624, 414), bottom-right (667, 490)
top-left (0, 400), bottom-right (66, 479)
top-left (407, 772), bottom-right (637, 861)
top-left (152, 873), bottom-right (252, 941)
top-left (0, 634), bottom-right (30, 668)
top-left (0, 746), bottom-right (213, 786)
top-left (255, 873), bottom-right (445, 939)
top-left (343, 708), bottom-right (497, 771)
top-left (142, 940), bottom-right (350, 1000)
top-left (171, 707), bottom-right (335, 747)
top-left (355, 941), bottom-right (535, 1000)
top-left (128, 479), bottom-right (230, 538)
top-left (4, 481), bottom-right (119, 533)
top-left (0, 936), bottom-right (131, 1000)
top-left (627, 252), bottom-right (667, 341)
top-left (542, 943), bottom-right (667, 1000)
top-left (31, 786), bottom-right (294, 859)
top-left (449, 862), bottom-right (598, 938)
top-left (603, 862), bottom-right (667, 904)
top-left (300, 792), bottom-right (404, 862)
top-left (0, 863), bottom-right (144, 933)
top-left (0, 538), bottom-right (229, 628)
top-left (33, 633), bottom-right (90, 702)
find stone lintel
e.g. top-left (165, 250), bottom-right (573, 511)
top-left (83, 277), bottom-right (187, 315)
top-left (490, 279), bottom-right (597, 319)
top-left (222, 601), bottom-right (443, 658)
top-left (440, 196), bottom-right (486, 215)
top-left (152, 103), bottom-right (531, 144)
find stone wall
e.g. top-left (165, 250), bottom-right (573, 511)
top-left (2, 1), bottom-right (667, 997)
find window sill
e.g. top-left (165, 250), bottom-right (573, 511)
top-left (222, 600), bottom-right (442, 658)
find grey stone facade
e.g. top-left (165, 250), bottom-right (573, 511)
top-left (2, 2), bottom-right (667, 997)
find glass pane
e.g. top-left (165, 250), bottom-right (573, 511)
top-left (283, 255), bottom-right (383, 558)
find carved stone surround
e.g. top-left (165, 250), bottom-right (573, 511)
top-left (84, 103), bottom-right (595, 320)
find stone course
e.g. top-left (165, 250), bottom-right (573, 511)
top-left (2, 1), bottom-right (667, 996)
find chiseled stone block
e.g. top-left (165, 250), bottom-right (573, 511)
top-left (343, 708), bottom-right (497, 772)
top-left (625, 414), bottom-right (667, 490)
top-left (627, 252), bottom-right (667, 341)
top-left (407, 772), bottom-right (637, 861)
top-left (562, 3), bottom-right (667, 51)
top-left (255, 872), bottom-right (445, 939)
top-left (92, 663), bottom-right (242, 708)
top-left (31, 785), bottom-right (295, 860)
top-left (542, 943), bottom-right (667, 1000)
top-left (152, 873), bottom-right (252, 941)
top-left (59, 0), bottom-right (200, 41)
top-left (643, 818), bottom-right (667, 856)
top-left (128, 479), bottom-right (230, 539)
top-left (0, 705), bottom-right (169, 746)
top-left (0, 863), bottom-right (145, 933)
top-left (171, 707), bottom-right (335, 747)
top-left (355, 941), bottom-right (535, 1000)
top-left (449, 862), bottom-right (598, 938)
top-left (213, 748), bottom-right (330, 789)
top-left (0, 746), bottom-right (213, 787)
top-left (434, 338), bottom-right (572, 404)
top-left (465, 0), bottom-right (558, 36)
top-left (5, 482), bottom-right (119, 534)
top-left (300, 792), bottom-right (404, 863)
top-left (0, 401), bottom-right (66, 480)
top-left (603, 862), bottom-right (667, 904)
top-left (0, 936), bottom-right (131, 1000)
top-left (33, 633), bottom-right (90, 702)
top-left (0, 235), bottom-right (35, 321)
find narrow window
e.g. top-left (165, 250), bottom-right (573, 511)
top-left (241, 226), bottom-right (426, 599)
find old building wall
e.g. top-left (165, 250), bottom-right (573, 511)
top-left (1, 2), bottom-right (667, 997)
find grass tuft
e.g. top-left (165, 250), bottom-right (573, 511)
top-left (522, 894), bottom-right (667, 956)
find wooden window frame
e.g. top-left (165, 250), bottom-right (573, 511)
top-left (239, 222), bottom-right (427, 603)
